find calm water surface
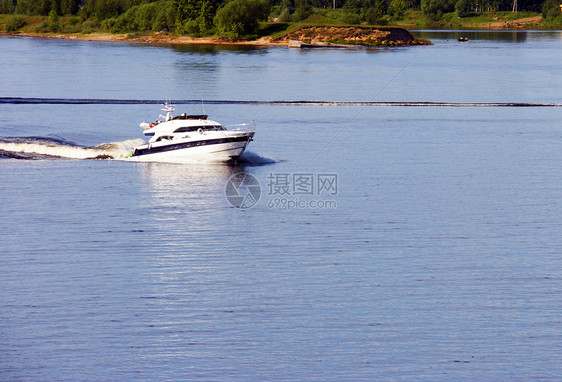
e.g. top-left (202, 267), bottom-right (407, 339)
top-left (1, 31), bottom-right (561, 380)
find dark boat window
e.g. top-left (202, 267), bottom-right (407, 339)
top-left (173, 125), bottom-right (225, 133)
top-left (173, 126), bottom-right (198, 133)
top-left (155, 135), bottom-right (173, 141)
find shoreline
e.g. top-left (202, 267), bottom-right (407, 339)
top-left (2, 29), bottom-right (428, 48)
top-left (1, 31), bottom-right (288, 47)
top-left (1, 19), bottom-right (550, 49)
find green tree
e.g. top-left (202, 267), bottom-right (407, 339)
top-left (48, 9), bottom-right (60, 31)
top-left (0, 0), bottom-right (16, 13)
top-left (366, 0), bottom-right (388, 24)
top-left (214, 0), bottom-right (269, 39)
top-left (175, 0), bottom-right (202, 21)
top-left (134, 3), bottom-right (154, 30)
top-left (519, 0), bottom-right (543, 12)
top-left (293, 0), bottom-right (312, 20)
top-left (15, 0), bottom-right (50, 15)
top-left (542, 0), bottom-right (561, 18)
top-left (101, 1), bottom-right (176, 32)
top-left (197, 0), bottom-right (217, 33)
top-left (153, 1), bottom-right (177, 31)
top-left (455, 0), bottom-right (471, 17)
top-left (84, 0), bottom-right (143, 20)
top-left (421, 0), bottom-right (455, 19)
top-left (14, 0), bottom-right (79, 16)
top-left (60, 0), bottom-right (80, 15)
top-left (175, 0), bottom-right (219, 34)
top-left (279, 0), bottom-right (292, 10)
top-left (389, 0), bottom-right (405, 17)
top-left (343, 0), bottom-right (362, 13)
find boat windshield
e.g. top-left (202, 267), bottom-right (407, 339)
top-left (172, 114), bottom-right (208, 120)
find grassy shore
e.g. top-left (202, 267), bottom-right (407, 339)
top-left (391, 10), bottom-right (545, 29)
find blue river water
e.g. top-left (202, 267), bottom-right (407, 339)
top-left (0, 31), bottom-right (561, 380)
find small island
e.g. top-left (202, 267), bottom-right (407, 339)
top-left (278, 26), bottom-right (428, 47)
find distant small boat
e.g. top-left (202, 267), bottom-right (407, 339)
top-left (458, 37), bottom-right (469, 42)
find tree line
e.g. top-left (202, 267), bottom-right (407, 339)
top-left (2, 0), bottom-right (561, 37)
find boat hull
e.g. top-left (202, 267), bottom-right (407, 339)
top-left (127, 134), bottom-right (253, 164)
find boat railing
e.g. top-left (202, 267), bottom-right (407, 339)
top-left (225, 121), bottom-right (256, 133)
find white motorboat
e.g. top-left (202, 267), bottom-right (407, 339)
top-left (127, 102), bottom-right (255, 163)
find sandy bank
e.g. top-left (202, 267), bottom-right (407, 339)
top-left (2, 26), bottom-right (428, 48)
top-left (2, 31), bottom-right (286, 47)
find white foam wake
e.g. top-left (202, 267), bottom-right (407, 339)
top-left (0, 138), bottom-right (144, 160)
top-left (0, 138), bottom-right (280, 165)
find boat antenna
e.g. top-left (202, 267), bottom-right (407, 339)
top-left (202, 99), bottom-right (206, 115)
top-left (153, 63), bottom-right (206, 115)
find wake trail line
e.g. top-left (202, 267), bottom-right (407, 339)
top-left (1, 97), bottom-right (561, 107)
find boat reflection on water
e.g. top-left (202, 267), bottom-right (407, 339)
top-left (133, 162), bottom-right (253, 295)
top-left (134, 162), bottom-right (255, 248)
top-left (134, 151), bottom-right (276, 232)
top-left (137, 161), bottom-right (247, 211)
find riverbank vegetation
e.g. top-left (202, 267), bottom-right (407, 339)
top-left (1, 0), bottom-right (561, 41)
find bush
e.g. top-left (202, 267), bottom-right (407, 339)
top-left (366, 11), bottom-right (389, 25)
top-left (100, 17), bottom-right (117, 31)
top-left (80, 17), bottom-right (100, 34)
top-left (5, 15), bottom-right (26, 32)
top-left (60, 16), bottom-right (83, 33)
top-left (182, 19), bottom-right (202, 35)
top-left (49, 10), bottom-right (61, 32)
top-left (33, 20), bottom-right (50, 33)
top-left (543, 11), bottom-right (562, 27)
top-left (67, 16), bottom-right (82, 26)
top-left (340, 12), bottom-right (361, 24)
top-left (214, 0), bottom-right (270, 40)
